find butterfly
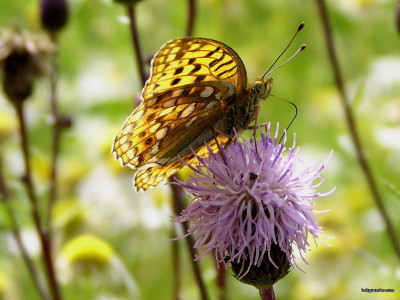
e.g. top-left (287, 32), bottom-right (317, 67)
top-left (113, 38), bottom-right (277, 191)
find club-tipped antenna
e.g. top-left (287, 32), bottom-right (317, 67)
top-left (262, 22), bottom-right (306, 81)
top-left (263, 44), bottom-right (306, 80)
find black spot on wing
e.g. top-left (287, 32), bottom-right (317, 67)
top-left (214, 60), bottom-right (234, 72)
top-left (205, 46), bottom-right (221, 57)
top-left (217, 65), bottom-right (237, 78)
top-left (189, 64), bottom-right (201, 74)
top-left (171, 78), bottom-right (181, 85)
top-left (174, 67), bottom-right (184, 75)
top-left (195, 75), bottom-right (206, 82)
top-left (209, 53), bottom-right (225, 68)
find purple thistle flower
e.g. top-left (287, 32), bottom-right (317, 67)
top-left (174, 123), bottom-right (333, 285)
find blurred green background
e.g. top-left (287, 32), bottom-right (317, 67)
top-left (0, 0), bottom-right (399, 299)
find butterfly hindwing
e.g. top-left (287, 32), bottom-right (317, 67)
top-left (113, 81), bottom-right (235, 169)
top-left (134, 135), bottom-right (230, 191)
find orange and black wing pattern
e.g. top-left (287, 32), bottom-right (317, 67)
top-left (113, 38), bottom-right (248, 190)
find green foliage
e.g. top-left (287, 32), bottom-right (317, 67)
top-left (0, 0), bottom-right (399, 299)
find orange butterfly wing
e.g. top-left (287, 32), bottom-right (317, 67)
top-left (113, 38), bottom-right (248, 190)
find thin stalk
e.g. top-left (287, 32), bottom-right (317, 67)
top-left (259, 286), bottom-right (275, 300)
top-left (0, 157), bottom-right (50, 300)
top-left (170, 225), bottom-right (181, 300)
top-left (127, 4), bottom-right (146, 87)
top-left (315, 0), bottom-right (400, 261)
top-left (47, 32), bottom-right (62, 225)
top-left (169, 179), bottom-right (209, 300)
top-left (14, 102), bottom-right (62, 300)
top-left (186, 0), bottom-right (196, 37)
top-left (214, 257), bottom-right (226, 300)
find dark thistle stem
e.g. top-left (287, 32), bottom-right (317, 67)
top-left (214, 256), bottom-right (227, 300)
top-left (315, 0), bottom-right (400, 261)
top-left (259, 286), bottom-right (276, 300)
top-left (47, 31), bottom-right (62, 225)
top-left (186, 0), bottom-right (196, 37)
top-left (14, 102), bottom-right (62, 300)
top-left (0, 156), bottom-right (50, 300)
top-left (169, 179), bottom-right (210, 300)
top-left (127, 4), bottom-right (146, 87)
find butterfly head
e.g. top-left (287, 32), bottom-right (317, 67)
top-left (253, 78), bottom-right (273, 100)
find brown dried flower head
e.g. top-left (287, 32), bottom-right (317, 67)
top-left (0, 27), bottom-right (54, 103)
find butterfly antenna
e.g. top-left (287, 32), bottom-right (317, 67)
top-left (270, 94), bottom-right (298, 143)
top-left (262, 22), bottom-right (306, 81)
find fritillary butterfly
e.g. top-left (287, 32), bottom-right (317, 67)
top-left (113, 30), bottom-right (304, 191)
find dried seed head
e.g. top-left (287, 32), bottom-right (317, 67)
top-left (0, 28), bottom-right (53, 103)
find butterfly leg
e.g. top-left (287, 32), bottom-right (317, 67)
top-left (212, 129), bottom-right (229, 166)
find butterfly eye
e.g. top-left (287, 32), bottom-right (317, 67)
top-left (253, 81), bottom-right (266, 97)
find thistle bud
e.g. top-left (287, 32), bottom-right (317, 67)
top-left (230, 243), bottom-right (291, 289)
top-left (40, 0), bottom-right (69, 32)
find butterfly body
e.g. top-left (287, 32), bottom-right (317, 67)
top-left (113, 38), bottom-right (273, 191)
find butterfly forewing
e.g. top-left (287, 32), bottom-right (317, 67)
top-left (113, 37), bottom-right (249, 190)
top-left (142, 38), bottom-right (247, 100)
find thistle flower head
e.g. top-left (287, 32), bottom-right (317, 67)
top-left (175, 124), bottom-right (332, 286)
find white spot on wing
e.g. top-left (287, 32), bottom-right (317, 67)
top-left (119, 135), bottom-right (129, 144)
top-left (126, 148), bottom-right (137, 159)
top-left (123, 123), bottom-right (134, 133)
top-left (205, 101), bottom-right (218, 109)
top-left (149, 123), bottom-right (161, 134)
top-left (150, 142), bottom-right (160, 155)
top-left (185, 116), bottom-right (198, 127)
top-left (171, 89), bottom-right (183, 98)
top-left (200, 86), bottom-right (214, 98)
top-left (163, 98), bottom-right (177, 108)
top-left (146, 97), bottom-right (158, 106)
top-left (215, 92), bottom-right (221, 100)
top-left (159, 107), bottom-right (175, 117)
top-left (155, 127), bottom-right (168, 140)
top-left (131, 109), bottom-right (145, 122)
top-left (180, 104), bottom-right (196, 118)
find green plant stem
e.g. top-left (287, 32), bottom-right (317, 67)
top-left (315, 0), bottom-right (400, 261)
top-left (186, 0), bottom-right (196, 37)
top-left (170, 225), bottom-right (181, 300)
top-left (259, 286), bottom-right (275, 300)
top-left (127, 4), bottom-right (146, 87)
top-left (0, 157), bottom-right (50, 300)
top-left (14, 102), bottom-right (62, 300)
